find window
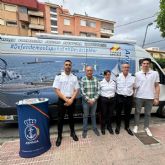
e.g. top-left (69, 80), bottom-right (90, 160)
top-left (21, 24), bottom-right (28, 29)
top-left (39, 18), bottom-right (44, 25)
top-left (80, 32), bottom-right (96, 37)
top-left (64, 19), bottom-right (70, 26)
top-left (80, 20), bottom-right (86, 26)
top-left (0, 3), bottom-right (3, 10)
top-left (51, 27), bottom-right (58, 31)
top-left (0, 19), bottom-right (5, 25)
top-left (50, 7), bottom-right (56, 13)
top-left (18, 6), bottom-right (27, 13)
top-left (63, 31), bottom-right (72, 36)
top-left (80, 19), bottom-right (96, 27)
top-left (4, 4), bottom-right (17, 12)
top-left (89, 21), bottom-right (96, 28)
top-left (51, 20), bottom-right (57, 26)
top-left (30, 17), bottom-right (38, 24)
top-left (6, 21), bottom-right (17, 26)
top-left (50, 14), bottom-right (57, 18)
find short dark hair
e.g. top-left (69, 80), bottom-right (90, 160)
top-left (64, 60), bottom-right (72, 64)
top-left (104, 70), bottom-right (111, 75)
top-left (141, 58), bottom-right (151, 64)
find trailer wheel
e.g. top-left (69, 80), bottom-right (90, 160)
top-left (157, 101), bottom-right (165, 118)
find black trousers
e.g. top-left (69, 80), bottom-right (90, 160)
top-left (57, 98), bottom-right (75, 137)
top-left (100, 96), bottom-right (116, 130)
top-left (116, 94), bottom-right (133, 129)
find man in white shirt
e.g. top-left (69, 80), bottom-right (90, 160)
top-left (116, 63), bottom-right (135, 136)
top-left (53, 60), bottom-right (79, 147)
top-left (133, 58), bottom-right (160, 136)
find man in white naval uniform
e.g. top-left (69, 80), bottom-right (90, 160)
top-left (53, 60), bottom-right (79, 147)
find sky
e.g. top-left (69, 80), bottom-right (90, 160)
top-left (39, 0), bottom-right (165, 50)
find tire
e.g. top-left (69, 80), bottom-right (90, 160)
top-left (157, 101), bottom-right (165, 118)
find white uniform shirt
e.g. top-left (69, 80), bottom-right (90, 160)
top-left (134, 70), bottom-right (159, 99)
top-left (52, 72), bottom-right (79, 97)
top-left (117, 73), bottom-right (135, 96)
top-left (100, 78), bottom-right (116, 97)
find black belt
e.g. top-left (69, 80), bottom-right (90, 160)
top-left (117, 94), bottom-right (132, 98)
top-left (100, 96), bottom-right (114, 100)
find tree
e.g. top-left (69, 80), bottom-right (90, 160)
top-left (157, 0), bottom-right (165, 37)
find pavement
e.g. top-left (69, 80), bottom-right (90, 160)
top-left (0, 121), bottom-right (165, 165)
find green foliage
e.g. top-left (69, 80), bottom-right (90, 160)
top-left (156, 58), bottom-right (165, 68)
top-left (157, 0), bottom-right (165, 37)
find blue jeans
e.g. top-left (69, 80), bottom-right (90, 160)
top-left (82, 99), bottom-right (97, 131)
top-left (135, 98), bottom-right (153, 128)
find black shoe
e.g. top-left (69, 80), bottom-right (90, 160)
top-left (93, 129), bottom-right (100, 136)
top-left (56, 136), bottom-right (62, 147)
top-left (125, 128), bottom-right (134, 136)
top-left (82, 131), bottom-right (87, 138)
top-left (71, 132), bottom-right (79, 141)
top-left (107, 127), bottom-right (114, 134)
top-left (101, 130), bottom-right (105, 135)
top-left (115, 127), bottom-right (120, 134)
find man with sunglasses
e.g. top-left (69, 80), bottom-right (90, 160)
top-left (53, 60), bottom-right (79, 147)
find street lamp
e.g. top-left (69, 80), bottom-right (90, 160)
top-left (142, 22), bottom-right (153, 48)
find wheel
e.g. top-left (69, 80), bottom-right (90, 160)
top-left (157, 101), bottom-right (165, 118)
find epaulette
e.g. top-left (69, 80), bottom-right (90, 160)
top-left (112, 79), bottom-right (116, 83)
top-left (131, 73), bottom-right (135, 76)
top-left (57, 73), bottom-right (61, 76)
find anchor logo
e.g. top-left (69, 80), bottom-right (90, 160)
top-left (24, 118), bottom-right (40, 141)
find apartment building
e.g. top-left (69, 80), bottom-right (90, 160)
top-left (0, 1), bottom-right (115, 38)
top-left (45, 3), bottom-right (115, 38)
top-left (146, 47), bottom-right (165, 59)
top-left (0, 0), bottom-right (45, 36)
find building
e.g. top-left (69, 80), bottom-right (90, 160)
top-left (45, 3), bottom-right (115, 38)
top-left (0, 0), bottom-right (45, 36)
top-left (146, 47), bottom-right (165, 59)
top-left (0, 1), bottom-right (115, 38)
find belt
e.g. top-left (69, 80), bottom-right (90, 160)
top-left (66, 97), bottom-right (71, 99)
top-left (100, 96), bottom-right (114, 100)
top-left (117, 94), bottom-right (132, 98)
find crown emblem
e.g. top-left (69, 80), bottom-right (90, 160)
top-left (24, 118), bottom-right (36, 126)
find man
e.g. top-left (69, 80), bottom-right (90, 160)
top-left (53, 60), bottom-right (79, 147)
top-left (80, 66), bottom-right (100, 138)
top-left (133, 58), bottom-right (160, 136)
top-left (115, 63), bottom-right (135, 136)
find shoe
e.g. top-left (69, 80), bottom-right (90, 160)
top-left (125, 128), bottom-right (134, 136)
top-left (107, 127), bottom-right (114, 135)
top-left (93, 129), bottom-right (100, 136)
top-left (133, 126), bottom-right (138, 134)
top-left (56, 136), bottom-right (62, 147)
top-left (115, 127), bottom-right (120, 134)
top-left (82, 131), bottom-right (87, 138)
top-left (144, 127), bottom-right (152, 137)
top-left (71, 132), bottom-right (79, 141)
top-left (101, 130), bottom-right (105, 135)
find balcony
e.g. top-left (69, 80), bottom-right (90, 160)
top-left (28, 10), bottom-right (44, 17)
top-left (29, 24), bottom-right (44, 30)
top-left (100, 28), bottom-right (114, 35)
